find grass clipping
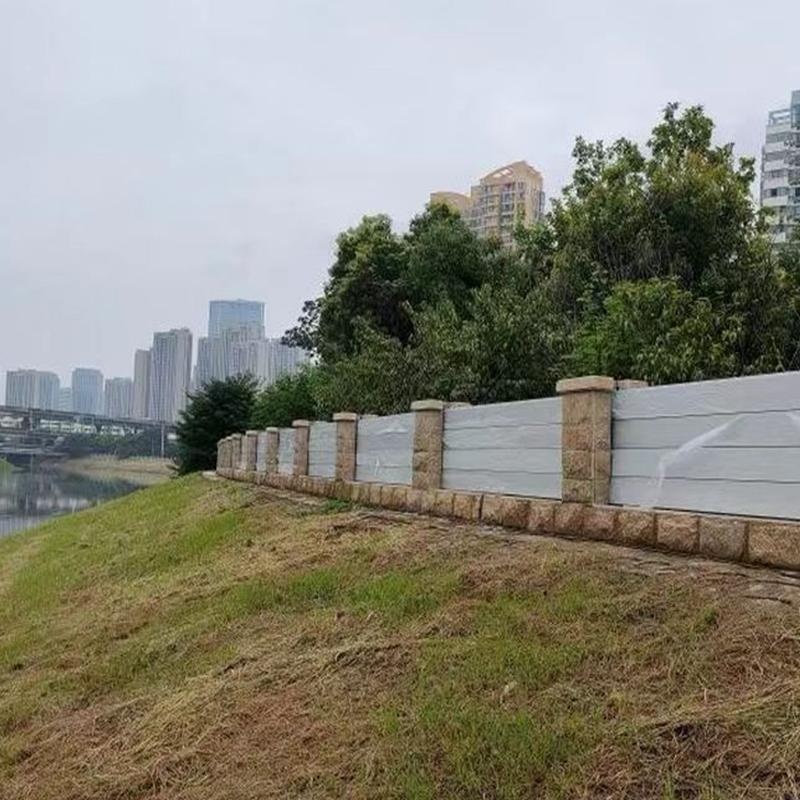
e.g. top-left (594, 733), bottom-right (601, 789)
top-left (1, 475), bottom-right (800, 799)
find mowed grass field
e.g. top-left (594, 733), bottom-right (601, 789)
top-left (2, 475), bottom-right (800, 799)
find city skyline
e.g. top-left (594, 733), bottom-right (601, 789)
top-left (3, 297), bottom-right (310, 421)
top-left (2, 1), bottom-right (799, 400)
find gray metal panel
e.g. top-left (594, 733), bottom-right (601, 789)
top-left (309, 421), bottom-right (336, 478)
top-left (256, 431), bottom-right (268, 472)
top-left (611, 478), bottom-right (800, 520)
top-left (442, 397), bottom-right (562, 499)
top-left (613, 371), bottom-right (800, 419)
top-left (356, 413), bottom-right (413, 485)
top-left (612, 371), bottom-right (800, 520)
top-left (278, 428), bottom-right (295, 475)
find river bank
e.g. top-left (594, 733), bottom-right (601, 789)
top-left (0, 459), bottom-right (169, 538)
top-left (55, 455), bottom-right (173, 484)
top-left (2, 475), bottom-right (800, 798)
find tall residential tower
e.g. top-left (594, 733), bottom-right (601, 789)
top-left (149, 328), bottom-right (193, 423)
top-left (761, 90), bottom-right (800, 245)
top-left (132, 349), bottom-right (151, 419)
top-left (4, 370), bottom-right (60, 410)
top-left (71, 368), bottom-right (104, 414)
top-left (104, 377), bottom-right (134, 418)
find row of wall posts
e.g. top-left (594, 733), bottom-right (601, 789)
top-left (216, 375), bottom-right (635, 508)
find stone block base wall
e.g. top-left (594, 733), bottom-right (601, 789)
top-left (216, 467), bottom-right (800, 572)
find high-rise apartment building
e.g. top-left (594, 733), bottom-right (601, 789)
top-left (195, 300), bottom-right (309, 390)
top-left (431, 160), bottom-right (546, 246)
top-left (5, 369), bottom-right (60, 410)
top-left (132, 349), bottom-right (151, 420)
top-left (208, 300), bottom-right (265, 339)
top-left (58, 387), bottom-right (73, 412)
top-left (233, 338), bottom-right (310, 387)
top-left (104, 377), bottom-right (134, 418)
top-left (149, 328), bottom-right (193, 423)
top-left (195, 336), bottom-right (229, 387)
top-left (71, 368), bottom-right (104, 414)
top-left (761, 90), bottom-right (800, 245)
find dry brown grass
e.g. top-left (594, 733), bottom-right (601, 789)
top-left (2, 475), bottom-right (800, 799)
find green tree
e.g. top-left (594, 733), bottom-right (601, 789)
top-left (174, 375), bottom-right (257, 475)
top-left (569, 278), bottom-right (737, 383)
top-left (314, 215), bottom-right (408, 362)
top-left (251, 369), bottom-right (320, 428)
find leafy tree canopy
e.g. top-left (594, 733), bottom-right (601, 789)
top-left (175, 374), bottom-right (257, 474)
top-left (278, 103), bottom-right (800, 417)
top-left (251, 369), bottom-right (319, 429)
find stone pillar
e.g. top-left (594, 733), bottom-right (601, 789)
top-left (265, 428), bottom-right (279, 474)
top-left (334, 412), bottom-right (357, 481)
top-left (231, 434), bottom-right (243, 473)
top-left (292, 420), bottom-right (310, 476)
top-left (243, 431), bottom-right (259, 472)
top-left (556, 376), bottom-right (615, 504)
top-left (411, 400), bottom-right (444, 491)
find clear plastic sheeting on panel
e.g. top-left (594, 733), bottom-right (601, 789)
top-left (356, 413), bottom-right (413, 485)
top-left (278, 428), bottom-right (295, 475)
top-left (309, 421), bottom-right (336, 478)
top-left (442, 397), bottom-right (562, 498)
top-left (611, 371), bottom-right (800, 520)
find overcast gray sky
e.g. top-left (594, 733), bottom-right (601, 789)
top-left (1, 0), bottom-right (798, 398)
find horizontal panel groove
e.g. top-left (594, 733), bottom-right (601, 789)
top-left (445, 421), bottom-right (561, 431)
top-left (615, 406), bottom-right (800, 422)
top-left (613, 444), bottom-right (800, 450)
top-left (445, 467), bottom-right (560, 475)
top-left (613, 475), bottom-right (800, 486)
top-left (444, 444), bottom-right (560, 451)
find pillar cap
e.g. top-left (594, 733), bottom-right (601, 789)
top-left (266, 426), bottom-right (279, 433)
top-left (411, 399), bottom-right (445, 411)
top-left (245, 430), bottom-right (260, 436)
top-left (333, 412), bottom-right (358, 421)
top-left (292, 419), bottom-right (311, 428)
top-left (556, 376), bottom-right (615, 394)
top-left (231, 432), bottom-right (244, 438)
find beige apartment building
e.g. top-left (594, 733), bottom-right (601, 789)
top-left (431, 160), bottom-right (545, 246)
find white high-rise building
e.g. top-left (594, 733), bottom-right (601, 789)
top-left (195, 299), bottom-right (310, 391)
top-left (71, 368), bottom-right (104, 414)
top-left (149, 328), bottom-right (193, 423)
top-left (234, 339), bottom-right (310, 387)
top-left (132, 349), bottom-right (151, 420)
top-left (761, 90), bottom-right (800, 245)
top-left (5, 369), bottom-right (60, 410)
top-left (104, 377), bottom-right (134, 418)
top-left (58, 387), bottom-right (73, 412)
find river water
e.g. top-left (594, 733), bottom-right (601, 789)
top-left (0, 465), bottom-right (156, 538)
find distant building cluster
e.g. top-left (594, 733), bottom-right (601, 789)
top-left (4, 299), bottom-right (310, 425)
top-left (431, 160), bottom-right (546, 247)
top-left (195, 300), bottom-right (309, 393)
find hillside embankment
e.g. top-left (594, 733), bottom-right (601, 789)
top-left (1, 475), bottom-right (800, 799)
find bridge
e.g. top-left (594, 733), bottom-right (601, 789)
top-left (0, 406), bottom-right (176, 462)
top-left (0, 405), bottom-right (175, 434)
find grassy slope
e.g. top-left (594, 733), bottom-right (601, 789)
top-left (1, 476), bottom-right (800, 799)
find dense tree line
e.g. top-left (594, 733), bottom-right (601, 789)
top-left (175, 104), bottom-right (800, 473)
